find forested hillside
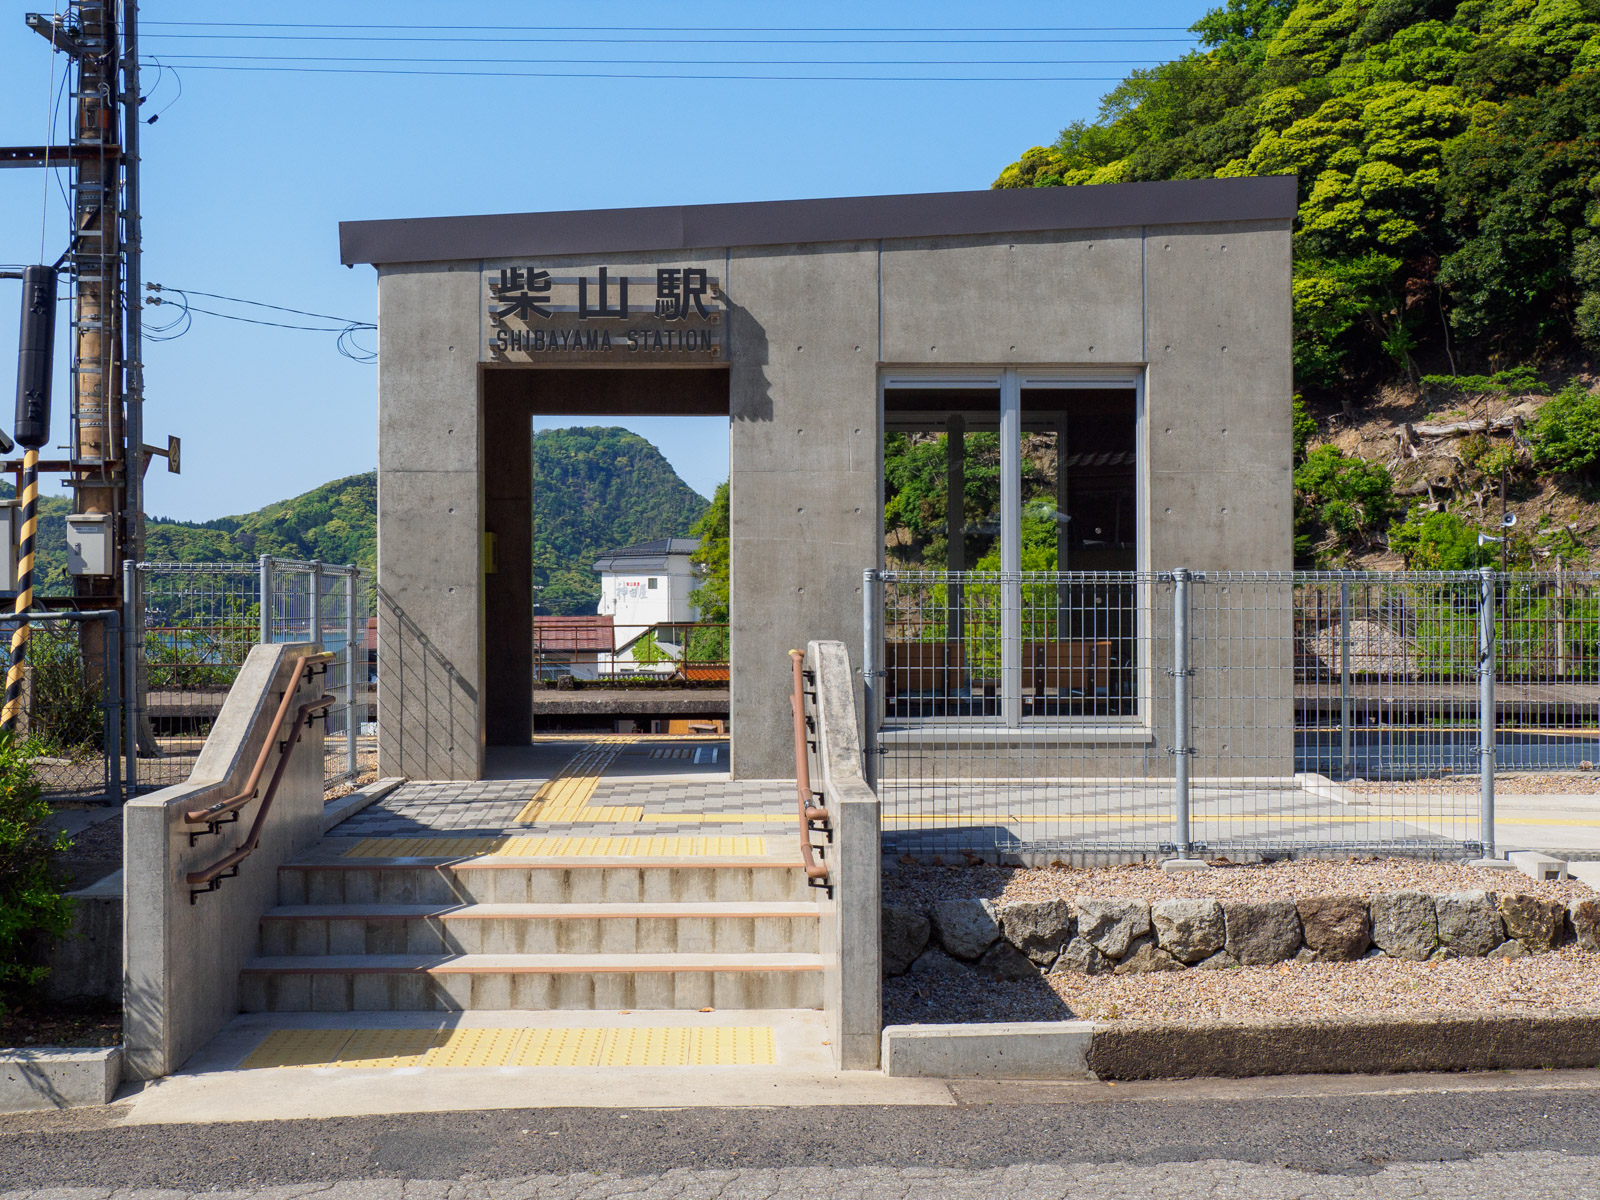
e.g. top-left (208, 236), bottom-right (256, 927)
top-left (22, 427), bottom-right (708, 609)
top-left (993, 0), bottom-right (1600, 569)
top-left (530, 427), bottom-right (710, 613)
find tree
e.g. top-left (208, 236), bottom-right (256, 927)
top-left (688, 481), bottom-right (730, 664)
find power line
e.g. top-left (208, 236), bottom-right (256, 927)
top-left (153, 54), bottom-right (1177, 66)
top-left (143, 285), bottom-right (376, 362)
top-left (142, 33), bottom-right (1201, 45)
top-left (148, 64), bottom-right (1140, 82)
top-left (142, 21), bottom-right (1198, 31)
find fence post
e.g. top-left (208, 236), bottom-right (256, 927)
top-left (862, 569), bottom-right (880, 791)
top-left (309, 561), bottom-right (323, 648)
top-left (345, 569), bottom-right (358, 779)
top-left (1340, 573), bottom-right (1353, 778)
top-left (259, 554), bottom-right (274, 643)
top-left (1171, 568), bottom-right (1193, 859)
top-left (1478, 566), bottom-right (1497, 860)
top-left (122, 559), bottom-right (138, 799)
top-left (104, 611), bottom-right (123, 805)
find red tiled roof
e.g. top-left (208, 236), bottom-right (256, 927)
top-left (534, 615), bottom-right (615, 653)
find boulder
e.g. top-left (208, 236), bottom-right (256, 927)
top-left (997, 899), bottom-right (1074, 966)
top-left (1113, 933), bottom-right (1185, 974)
top-left (1370, 891), bottom-right (1439, 961)
top-left (1194, 949), bottom-right (1239, 970)
top-left (1497, 894), bottom-right (1566, 953)
top-left (1074, 897), bottom-right (1151, 959)
top-left (976, 941), bottom-right (1039, 981)
top-left (1151, 898), bottom-right (1225, 964)
top-left (930, 898), bottom-right (1000, 961)
top-left (908, 947), bottom-right (970, 976)
top-left (1435, 891), bottom-right (1505, 958)
top-left (1570, 898), bottom-right (1600, 953)
top-left (1295, 894), bottom-right (1372, 962)
top-left (1222, 899), bottom-right (1303, 965)
top-left (881, 905), bottom-right (930, 977)
top-left (1050, 935), bottom-right (1112, 976)
top-left (1487, 939), bottom-right (1529, 960)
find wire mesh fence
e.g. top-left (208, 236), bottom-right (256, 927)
top-left (129, 557), bottom-right (370, 796)
top-left (867, 568), bottom-right (1600, 862)
top-left (2, 610), bottom-right (123, 804)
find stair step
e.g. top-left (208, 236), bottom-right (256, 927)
top-left (280, 860), bottom-right (818, 905)
top-left (238, 952), bottom-right (825, 1012)
top-left (259, 902), bottom-right (822, 955)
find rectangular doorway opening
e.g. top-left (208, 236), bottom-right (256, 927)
top-left (480, 367), bottom-right (730, 745)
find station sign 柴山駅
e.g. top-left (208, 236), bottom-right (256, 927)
top-left (483, 266), bottom-right (724, 365)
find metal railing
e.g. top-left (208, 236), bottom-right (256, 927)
top-left (866, 568), bottom-right (1600, 861)
top-left (534, 620), bottom-right (728, 684)
top-left (184, 650), bottom-right (334, 900)
top-left (788, 648), bottom-right (831, 882)
top-left (125, 556), bottom-right (370, 797)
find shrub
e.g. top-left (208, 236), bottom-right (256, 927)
top-left (0, 734), bottom-right (72, 1012)
top-left (1388, 508), bottom-right (1493, 570)
top-left (1293, 445), bottom-right (1400, 562)
top-left (27, 628), bottom-right (103, 754)
top-left (1530, 381), bottom-right (1600, 476)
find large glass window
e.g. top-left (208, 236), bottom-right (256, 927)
top-left (881, 370), bottom-right (1141, 726)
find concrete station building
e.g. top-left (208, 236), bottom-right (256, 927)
top-left (340, 176), bottom-right (1296, 782)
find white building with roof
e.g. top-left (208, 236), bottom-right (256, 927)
top-left (592, 537), bottom-right (702, 673)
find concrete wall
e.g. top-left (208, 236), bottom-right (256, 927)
top-left (44, 869), bottom-right (122, 1006)
top-left (807, 639), bottom-right (882, 1070)
top-left (123, 643), bottom-right (326, 1079)
top-left (372, 217), bottom-right (1292, 780)
top-left (376, 262), bottom-right (484, 780)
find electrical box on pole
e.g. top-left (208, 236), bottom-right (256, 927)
top-left (13, 265), bottom-right (56, 449)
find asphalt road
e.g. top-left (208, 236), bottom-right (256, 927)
top-left (4, 1073), bottom-right (1600, 1197)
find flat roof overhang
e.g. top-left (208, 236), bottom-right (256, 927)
top-left (339, 176), bottom-right (1297, 266)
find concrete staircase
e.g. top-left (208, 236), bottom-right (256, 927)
top-left (239, 851), bottom-right (826, 1013)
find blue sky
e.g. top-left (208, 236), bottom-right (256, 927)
top-left (0, 1), bottom-right (1209, 520)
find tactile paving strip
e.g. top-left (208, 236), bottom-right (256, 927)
top-left (239, 1025), bottom-right (778, 1069)
top-left (337, 835), bottom-right (770, 858)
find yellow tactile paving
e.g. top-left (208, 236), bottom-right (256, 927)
top-left (239, 1027), bottom-right (355, 1069)
top-left (241, 1025), bottom-right (778, 1069)
top-left (335, 1027), bottom-right (451, 1067)
top-left (339, 835), bottom-right (771, 858)
top-left (515, 741), bottom-right (645, 823)
top-left (421, 1026), bottom-right (528, 1068)
top-left (512, 1026), bottom-right (612, 1067)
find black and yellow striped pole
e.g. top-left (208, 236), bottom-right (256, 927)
top-left (1, 451), bottom-right (37, 733)
top-left (6, 264), bottom-right (57, 737)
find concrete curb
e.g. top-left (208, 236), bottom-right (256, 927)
top-left (882, 1010), bottom-right (1600, 1080)
top-left (883, 1022), bottom-right (1095, 1078)
top-left (0, 1046), bottom-right (122, 1112)
top-left (322, 777), bottom-right (405, 834)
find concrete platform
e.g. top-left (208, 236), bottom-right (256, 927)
top-left (118, 1010), bottom-right (951, 1123)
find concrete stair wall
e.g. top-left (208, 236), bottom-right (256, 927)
top-left (242, 857), bottom-right (825, 1013)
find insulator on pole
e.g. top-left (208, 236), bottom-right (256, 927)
top-left (14, 265), bottom-right (57, 450)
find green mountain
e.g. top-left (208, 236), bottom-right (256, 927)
top-left (996, 0), bottom-right (1600, 388)
top-left (19, 427), bottom-right (709, 613)
top-left (531, 427), bottom-right (710, 614)
top-left (993, 0), bottom-right (1600, 570)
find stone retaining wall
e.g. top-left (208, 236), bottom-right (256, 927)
top-left (883, 891), bottom-right (1600, 979)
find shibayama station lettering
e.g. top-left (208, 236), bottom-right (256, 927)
top-left (486, 266), bottom-right (722, 361)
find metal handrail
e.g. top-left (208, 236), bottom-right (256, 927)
top-left (186, 690), bottom-right (334, 896)
top-left (184, 650), bottom-right (334, 824)
top-left (789, 648), bottom-right (830, 881)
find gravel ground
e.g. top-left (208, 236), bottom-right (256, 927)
top-left (883, 857), bottom-right (1591, 908)
top-left (1353, 773), bottom-right (1600, 794)
top-left (1050, 945), bottom-right (1600, 1022)
top-left (885, 946), bottom-right (1600, 1025)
